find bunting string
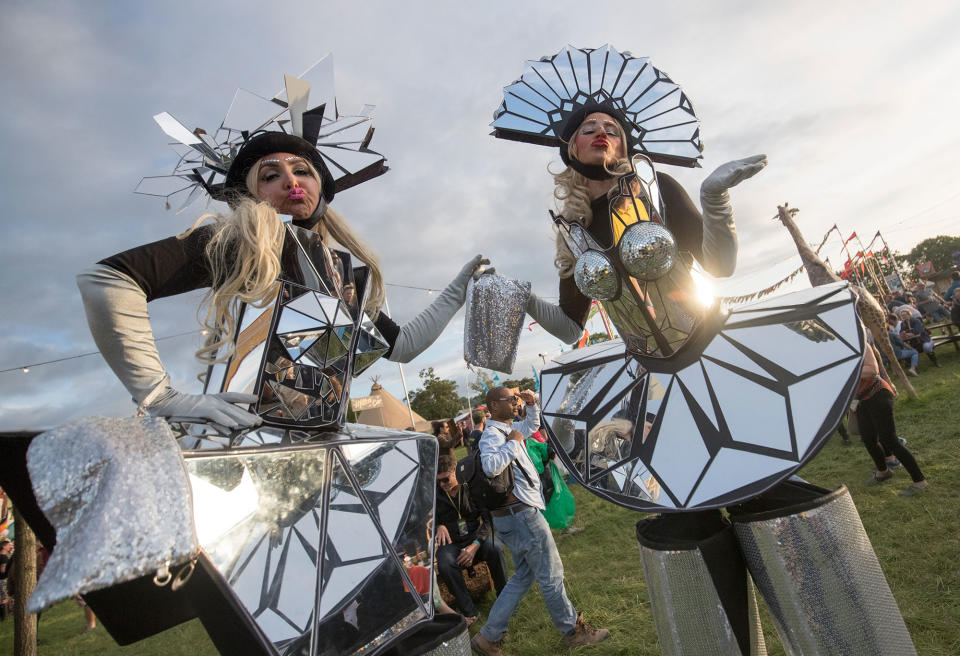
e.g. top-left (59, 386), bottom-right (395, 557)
top-left (719, 226), bottom-right (837, 305)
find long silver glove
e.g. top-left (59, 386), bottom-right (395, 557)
top-left (526, 292), bottom-right (584, 344)
top-left (699, 154), bottom-right (767, 277)
top-left (389, 254), bottom-right (493, 363)
top-left (77, 264), bottom-right (261, 429)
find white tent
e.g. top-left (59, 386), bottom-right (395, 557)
top-left (350, 382), bottom-right (433, 433)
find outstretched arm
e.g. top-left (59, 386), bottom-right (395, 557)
top-left (526, 292), bottom-right (584, 344)
top-left (388, 255), bottom-right (493, 362)
top-left (698, 154), bottom-right (767, 277)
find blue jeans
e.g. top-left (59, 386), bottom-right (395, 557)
top-left (898, 348), bottom-right (919, 368)
top-left (478, 506), bottom-right (577, 641)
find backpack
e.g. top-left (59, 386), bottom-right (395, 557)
top-left (457, 432), bottom-right (535, 512)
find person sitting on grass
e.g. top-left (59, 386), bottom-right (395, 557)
top-left (434, 454), bottom-right (507, 627)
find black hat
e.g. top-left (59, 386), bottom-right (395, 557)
top-left (558, 100), bottom-right (638, 174)
top-left (222, 131), bottom-right (336, 204)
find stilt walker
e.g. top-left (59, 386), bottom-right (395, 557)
top-left (476, 44), bottom-right (918, 655)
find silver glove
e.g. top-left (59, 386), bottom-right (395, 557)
top-left (77, 263), bottom-right (261, 429)
top-left (699, 154), bottom-right (767, 277)
top-left (389, 254), bottom-right (493, 363)
top-left (143, 386), bottom-right (260, 432)
top-left (526, 292), bottom-right (584, 344)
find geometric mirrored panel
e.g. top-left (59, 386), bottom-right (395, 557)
top-left (542, 282), bottom-right (863, 512)
top-left (314, 448), bottom-right (428, 655)
top-left (352, 316), bottom-right (390, 377)
top-left (200, 269), bottom-right (369, 434)
top-left (182, 428), bottom-right (437, 655)
top-left (185, 448), bottom-right (329, 653)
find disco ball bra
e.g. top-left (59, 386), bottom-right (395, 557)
top-left (544, 155), bottom-right (865, 513)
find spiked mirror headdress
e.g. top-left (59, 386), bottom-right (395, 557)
top-left (136, 54), bottom-right (387, 214)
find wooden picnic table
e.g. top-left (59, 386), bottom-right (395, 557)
top-left (928, 320), bottom-right (960, 352)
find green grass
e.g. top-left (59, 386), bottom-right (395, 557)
top-left (3, 349), bottom-right (959, 654)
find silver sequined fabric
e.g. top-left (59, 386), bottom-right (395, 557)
top-left (639, 543), bottom-right (766, 656)
top-left (464, 274), bottom-right (531, 374)
top-left (423, 626), bottom-right (471, 656)
top-left (734, 489), bottom-right (917, 655)
top-left (26, 416), bottom-right (198, 612)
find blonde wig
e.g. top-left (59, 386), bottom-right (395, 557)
top-left (186, 158), bottom-right (385, 367)
top-left (552, 120), bottom-right (632, 279)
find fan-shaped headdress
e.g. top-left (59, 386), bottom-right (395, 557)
top-left (491, 44), bottom-right (703, 168)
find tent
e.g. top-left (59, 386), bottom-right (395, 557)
top-left (350, 382), bottom-right (433, 433)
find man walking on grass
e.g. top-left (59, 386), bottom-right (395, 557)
top-left (471, 387), bottom-right (609, 655)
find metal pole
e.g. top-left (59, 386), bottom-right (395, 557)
top-left (383, 296), bottom-right (417, 429)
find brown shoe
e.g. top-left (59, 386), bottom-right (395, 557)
top-left (471, 633), bottom-right (503, 656)
top-left (563, 614), bottom-right (610, 647)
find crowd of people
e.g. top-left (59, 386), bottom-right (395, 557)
top-left (880, 272), bottom-right (959, 375)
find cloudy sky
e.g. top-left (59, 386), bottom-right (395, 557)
top-left (2, 1), bottom-right (959, 430)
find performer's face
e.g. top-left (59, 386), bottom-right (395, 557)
top-left (254, 153), bottom-right (321, 220)
top-left (573, 112), bottom-right (626, 167)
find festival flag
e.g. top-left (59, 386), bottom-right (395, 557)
top-left (527, 321), bottom-right (538, 331)
top-left (531, 364), bottom-right (540, 391)
top-left (576, 330), bottom-right (589, 349)
top-left (844, 231), bottom-right (858, 246)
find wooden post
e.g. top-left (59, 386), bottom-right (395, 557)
top-left (12, 507), bottom-right (37, 656)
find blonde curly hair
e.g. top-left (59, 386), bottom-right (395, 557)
top-left (185, 158), bottom-right (385, 367)
top-left (552, 122), bottom-right (632, 278)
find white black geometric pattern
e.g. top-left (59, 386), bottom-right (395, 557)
top-left (541, 283), bottom-right (863, 512)
top-left (184, 431), bottom-right (436, 655)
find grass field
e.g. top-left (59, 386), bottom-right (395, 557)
top-left (2, 348), bottom-right (958, 655)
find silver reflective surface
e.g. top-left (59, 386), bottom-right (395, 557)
top-left (574, 251), bottom-right (619, 301)
top-left (618, 223), bottom-right (677, 281)
top-left (199, 223), bottom-right (388, 435)
top-left (184, 430), bottom-right (437, 655)
top-left (491, 45), bottom-right (702, 167)
top-left (137, 55), bottom-right (386, 212)
top-left (541, 282), bottom-right (864, 512)
top-left (463, 275), bottom-right (531, 374)
top-left (557, 156), bottom-right (705, 358)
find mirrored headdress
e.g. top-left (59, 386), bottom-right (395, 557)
top-left (136, 54), bottom-right (387, 213)
top-left (491, 44), bottom-right (702, 168)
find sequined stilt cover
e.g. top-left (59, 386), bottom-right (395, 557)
top-left (732, 486), bottom-right (917, 655)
